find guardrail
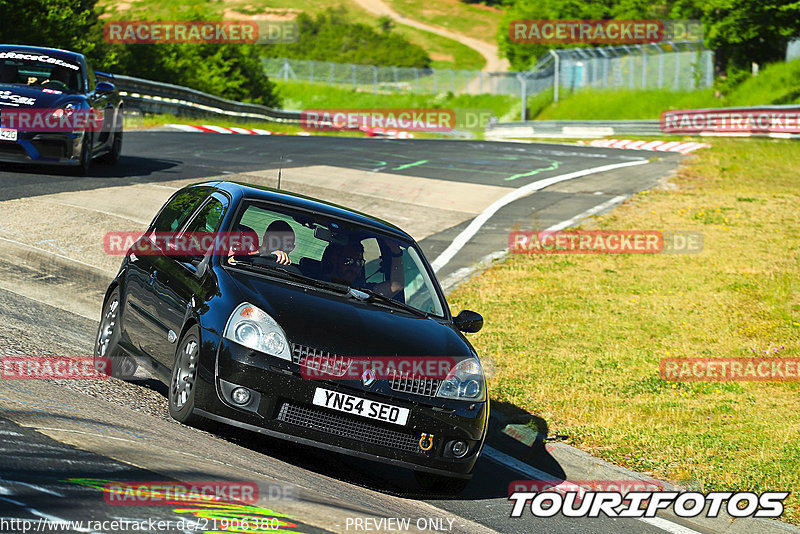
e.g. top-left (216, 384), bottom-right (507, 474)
top-left (487, 111), bottom-right (800, 140)
top-left (486, 120), bottom-right (664, 139)
top-left (113, 74), bottom-right (302, 123)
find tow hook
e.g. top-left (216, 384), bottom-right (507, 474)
top-left (419, 433), bottom-right (434, 451)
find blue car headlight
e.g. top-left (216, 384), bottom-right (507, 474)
top-left (223, 302), bottom-right (292, 361)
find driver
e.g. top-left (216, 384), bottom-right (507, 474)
top-left (260, 220), bottom-right (296, 266)
top-left (41, 66), bottom-right (71, 89)
top-left (323, 239), bottom-right (404, 298)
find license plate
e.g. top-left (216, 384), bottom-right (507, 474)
top-left (312, 387), bottom-right (409, 426)
top-left (0, 128), bottom-right (17, 142)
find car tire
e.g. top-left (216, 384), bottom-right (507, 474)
top-left (94, 287), bottom-right (137, 380)
top-left (169, 325), bottom-right (212, 428)
top-left (413, 471), bottom-right (470, 494)
top-left (74, 132), bottom-right (92, 175)
top-left (99, 120), bottom-right (122, 165)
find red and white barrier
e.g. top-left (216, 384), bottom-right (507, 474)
top-left (587, 139), bottom-right (709, 154)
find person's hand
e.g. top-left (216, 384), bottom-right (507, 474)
top-left (271, 250), bottom-right (291, 265)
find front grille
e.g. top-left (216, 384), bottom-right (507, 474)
top-left (33, 140), bottom-right (67, 159)
top-left (387, 369), bottom-right (441, 397)
top-left (291, 343), bottom-right (351, 377)
top-left (0, 143), bottom-right (26, 157)
top-left (277, 402), bottom-right (420, 453)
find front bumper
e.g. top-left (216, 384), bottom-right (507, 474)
top-left (0, 132), bottom-right (83, 165)
top-left (197, 338), bottom-right (489, 478)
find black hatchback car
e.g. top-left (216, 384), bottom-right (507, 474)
top-left (95, 181), bottom-right (488, 490)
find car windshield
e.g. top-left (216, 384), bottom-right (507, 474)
top-left (225, 199), bottom-right (446, 317)
top-left (0, 51), bottom-right (83, 93)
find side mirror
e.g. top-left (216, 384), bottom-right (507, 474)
top-left (96, 81), bottom-right (115, 94)
top-left (454, 310), bottom-right (483, 333)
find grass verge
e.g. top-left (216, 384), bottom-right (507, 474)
top-left (274, 81), bottom-right (519, 121)
top-left (449, 138), bottom-right (800, 524)
top-left (387, 0), bottom-right (503, 46)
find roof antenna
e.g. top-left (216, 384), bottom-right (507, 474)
top-left (277, 155), bottom-right (284, 190)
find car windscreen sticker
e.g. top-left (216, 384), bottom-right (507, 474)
top-left (0, 90), bottom-right (36, 106)
top-left (0, 51), bottom-right (80, 71)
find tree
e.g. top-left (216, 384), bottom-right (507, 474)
top-left (0, 0), bottom-right (279, 106)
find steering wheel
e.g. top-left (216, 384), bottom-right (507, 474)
top-left (252, 254), bottom-right (303, 275)
top-left (41, 80), bottom-right (69, 91)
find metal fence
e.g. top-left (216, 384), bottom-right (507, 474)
top-left (543, 41), bottom-right (714, 101)
top-left (264, 41), bottom-right (713, 105)
top-left (263, 58), bottom-right (522, 96)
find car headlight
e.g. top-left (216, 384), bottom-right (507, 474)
top-left (437, 358), bottom-right (485, 401)
top-left (223, 302), bottom-right (292, 361)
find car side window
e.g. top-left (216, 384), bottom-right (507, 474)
top-left (184, 197), bottom-right (225, 234)
top-left (150, 188), bottom-right (211, 233)
top-left (84, 61), bottom-right (94, 93)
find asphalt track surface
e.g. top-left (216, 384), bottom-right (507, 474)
top-left (0, 131), bottom-right (745, 534)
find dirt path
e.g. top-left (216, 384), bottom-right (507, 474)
top-left (352, 0), bottom-right (509, 72)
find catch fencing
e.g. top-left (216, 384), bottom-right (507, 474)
top-left (263, 41), bottom-right (713, 104)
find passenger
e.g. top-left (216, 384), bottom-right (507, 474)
top-left (323, 239), bottom-right (404, 299)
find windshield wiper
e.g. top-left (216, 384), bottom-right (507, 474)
top-left (228, 256), bottom-right (349, 293)
top-left (350, 286), bottom-right (429, 318)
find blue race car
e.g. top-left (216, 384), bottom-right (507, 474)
top-left (0, 45), bottom-right (123, 174)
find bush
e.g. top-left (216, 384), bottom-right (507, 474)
top-left (0, 0), bottom-right (280, 107)
top-left (263, 7), bottom-right (431, 68)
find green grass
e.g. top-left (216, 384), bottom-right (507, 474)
top-left (531, 58), bottom-right (800, 120)
top-left (534, 89), bottom-right (719, 120)
top-left (274, 80), bottom-right (518, 121)
top-left (449, 138), bottom-right (800, 524)
top-left (387, 0), bottom-right (503, 45)
top-left (98, 0), bottom-right (485, 70)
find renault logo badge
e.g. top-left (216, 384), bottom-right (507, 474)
top-left (361, 369), bottom-right (376, 387)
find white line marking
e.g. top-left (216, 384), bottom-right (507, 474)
top-left (164, 124), bottom-right (200, 132)
top-left (483, 446), bottom-right (702, 534)
top-left (430, 160), bottom-right (648, 272)
top-left (0, 478), bottom-right (64, 497)
top-left (437, 195), bottom-right (630, 293)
